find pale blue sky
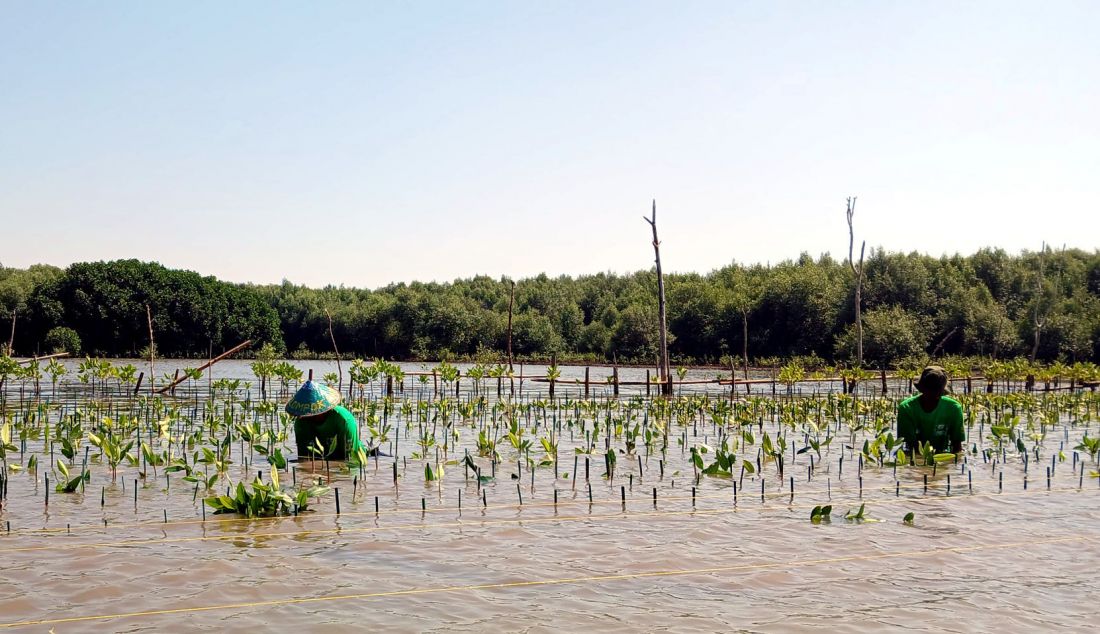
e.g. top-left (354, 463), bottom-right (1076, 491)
top-left (2, 1), bottom-right (1097, 288)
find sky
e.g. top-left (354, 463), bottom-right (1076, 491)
top-left (2, 1), bottom-right (1098, 288)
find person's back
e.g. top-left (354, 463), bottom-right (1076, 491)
top-left (897, 393), bottom-right (964, 453)
top-left (897, 366), bottom-right (965, 453)
top-left (294, 404), bottom-right (362, 460)
top-left (284, 380), bottom-right (364, 461)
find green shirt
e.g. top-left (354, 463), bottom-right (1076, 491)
top-left (897, 395), bottom-right (965, 452)
top-left (294, 405), bottom-right (363, 460)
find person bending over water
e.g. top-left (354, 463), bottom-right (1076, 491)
top-left (897, 365), bottom-right (965, 454)
top-left (285, 380), bottom-right (364, 460)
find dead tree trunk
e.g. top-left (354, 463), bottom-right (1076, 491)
top-left (1029, 242), bottom-right (1046, 363)
top-left (644, 200), bottom-right (672, 396)
top-left (7, 310), bottom-right (15, 356)
top-left (326, 309), bottom-right (342, 391)
top-left (846, 197), bottom-right (866, 375)
top-left (507, 280), bottom-right (516, 397)
top-left (741, 308), bottom-right (749, 381)
top-left (145, 304), bottom-right (155, 395)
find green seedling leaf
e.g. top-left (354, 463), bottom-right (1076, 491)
top-left (933, 453), bottom-right (956, 464)
top-left (903, 512), bottom-right (915, 524)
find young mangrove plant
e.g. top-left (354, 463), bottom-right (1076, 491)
top-left (205, 470), bottom-right (328, 517)
top-left (810, 504), bottom-right (833, 523)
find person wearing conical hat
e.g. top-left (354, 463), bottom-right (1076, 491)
top-left (897, 365), bottom-right (965, 455)
top-left (286, 380), bottom-right (364, 461)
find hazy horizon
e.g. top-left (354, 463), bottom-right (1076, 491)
top-left (3, 1), bottom-right (1097, 288)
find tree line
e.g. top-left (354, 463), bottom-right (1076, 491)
top-left (1, 248), bottom-right (1098, 366)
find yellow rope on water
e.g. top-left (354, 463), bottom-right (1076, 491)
top-left (0, 533), bottom-right (1091, 629)
top-left (7, 474), bottom-right (1083, 537)
top-left (1, 486), bottom-right (1091, 554)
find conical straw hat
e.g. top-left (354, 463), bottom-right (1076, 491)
top-left (285, 380), bottom-right (342, 417)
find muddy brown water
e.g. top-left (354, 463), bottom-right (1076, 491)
top-left (1, 369), bottom-right (1098, 631)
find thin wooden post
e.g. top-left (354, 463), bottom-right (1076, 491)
top-left (644, 200), bottom-right (672, 396)
top-left (506, 280), bottom-right (515, 374)
top-left (146, 304), bottom-right (155, 396)
top-left (729, 357), bottom-right (736, 402)
top-left (584, 367), bottom-right (590, 398)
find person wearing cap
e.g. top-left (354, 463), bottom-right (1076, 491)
top-left (897, 365), bottom-right (965, 454)
top-left (285, 380), bottom-right (364, 461)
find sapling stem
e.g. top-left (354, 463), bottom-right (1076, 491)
top-left (375, 496), bottom-right (379, 514)
top-left (653, 487), bottom-right (657, 506)
top-left (335, 488), bottom-right (341, 514)
top-left (946, 474), bottom-right (951, 495)
top-left (621, 485), bottom-right (626, 507)
top-left (999, 471), bottom-right (1003, 492)
top-left (691, 486), bottom-right (696, 507)
top-left (923, 474), bottom-right (928, 494)
top-left (760, 479), bottom-right (764, 503)
top-left (517, 484), bottom-right (522, 506)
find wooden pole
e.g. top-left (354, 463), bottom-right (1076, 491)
top-left (644, 200), bottom-right (672, 396)
top-left (326, 309), bottom-right (342, 392)
top-left (7, 310), bottom-right (15, 356)
top-left (146, 304), bottom-right (155, 396)
top-left (846, 197), bottom-right (865, 369)
top-left (729, 356), bottom-right (736, 402)
top-left (506, 280), bottom-right (515, 374)
top-left (156, 340), bottom-right (252, 394)
top-left (16, 352), bottom-right (69, 365)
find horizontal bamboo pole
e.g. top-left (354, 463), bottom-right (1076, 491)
top-left (15, 352), bottom-right (70, 365)
top-left (155, 340), bottom-right (252, 394)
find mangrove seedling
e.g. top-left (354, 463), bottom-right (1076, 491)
top-left (845, 503), bottom-right (878, 522)
top-left (810, 505), bottom-right (833, 523)
top-left (55, 461), bottom-right (90, 493)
